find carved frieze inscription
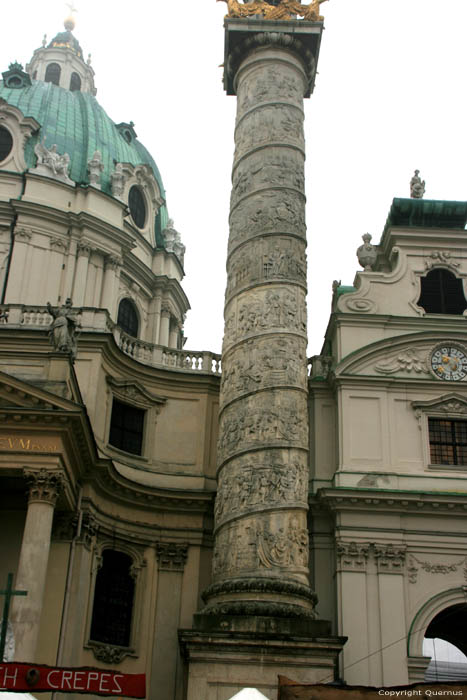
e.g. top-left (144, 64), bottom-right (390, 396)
top-left (220, 335), bottom-right (307, 406)
top-left (215, 450), bottom-right (308, 527)
top-left (223, 287), bottom-right (307, 351)
top-left (226, 237), bottom-right (306, 299)
top-left (235, 104), bottom-right (304, 160)
top-left (218, 390), bottom-right (307, 464)
top-left (237, 65), bottom-right (303, 114)
top-left (231, 149), bottom-right (305, 209)
top-left (213, 513), bottom-right (309, 580)
top-left (229, 190), bottom-right (306, 254)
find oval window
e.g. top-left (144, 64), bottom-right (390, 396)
top-left (128, 186), bottom-right (146, 229)
top-left (0, 127), bottom-right (13, 163)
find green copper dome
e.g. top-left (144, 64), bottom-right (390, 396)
top-left (0, 79), bottom-right (169, 246)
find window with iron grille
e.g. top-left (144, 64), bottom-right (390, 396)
top-left (109, 399), bottom-right (145, 456)
top-left (418, 269), bottom-right (467, 315)
top-left (90, 550), bottom-right (135, 647)
top-left (428, 418), bottom-right (467, 466)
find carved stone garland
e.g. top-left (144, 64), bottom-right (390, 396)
top-left (203, 33), bottom-right (315, 620)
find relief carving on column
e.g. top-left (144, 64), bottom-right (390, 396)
top-left (24, 468), bottom-right (64, 506)
top-left (229, 191), bottom-right (306, 253)
top-left (220, 336), bottom-right (307, 404)
top-left (235, 104), bottom-right (304, 159)
top-left (213, 515), bottom-right (309, 578)
top-left (226, 237), bottom-right (306, 298)
top-left (336, 541), bottom-right (370, 572)
top-left (215, 451), bottom-right (308, 526)
top-left (223, 287), bottom-right (307, 348)
top-left (155, 542), bottom-right (188, 572)
top-left (374, 543), bottom-right (406, 574)
top-left (231, 151), bottom-right (305, 208)
top-left (218, 391), bottom-right (307, 463)
top-left (237, 66), bottom-right (302, 113)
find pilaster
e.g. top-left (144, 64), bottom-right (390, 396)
top-left (151, 543), bottom-right (188, 700)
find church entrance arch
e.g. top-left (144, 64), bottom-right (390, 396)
top-left (408, 588), bottom-right (467, 660)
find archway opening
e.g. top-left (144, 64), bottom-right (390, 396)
top-left (423, 604), bottom-right (467, 681)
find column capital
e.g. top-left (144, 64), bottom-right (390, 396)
top-left (223, 18), bottom-right (323, 97)
top-left (23, 468), bottom-right (64, 506)
top-left (374, 543), bottom-right (406, 574)
top-left (336, 541), bottom-right (370, 573)
top-left (155, 542), bottom-right (188, 572)
top-left (77, 242), bottom-right (93, 259)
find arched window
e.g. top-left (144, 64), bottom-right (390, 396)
top-left (0, 127), bottom-right (13, 163)
top-left (90, 550), bottom-right (135, 647)
top-left (69, 72), bottom-right (81, 92)
top-left (418, 269), bottom-right (467, 315)
top-left (44, 63), bottom-right (61, 86)
top-left (117, 298), bottom-right (139, 337)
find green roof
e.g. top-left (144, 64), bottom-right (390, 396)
top-left (0, 79), bottom-right (168, 245)
top-left (384, 198), bottom-right (467, 232)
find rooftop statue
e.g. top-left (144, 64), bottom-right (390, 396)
top-left (410, 169), bottom-right (426, 199)
top-left (217, 0), bottom-right (328, 21)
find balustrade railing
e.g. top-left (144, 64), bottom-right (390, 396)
top-left (0, 304), bottom-right (221, 376)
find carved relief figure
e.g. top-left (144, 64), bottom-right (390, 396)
top-left (256, 519), bottom-right (309, 569)
top-left (215, 453), bottom-right (308, 523)
top-left (238, 66), bottom-right (302, 113)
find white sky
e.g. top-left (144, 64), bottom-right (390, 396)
top-left (2, 0), bottom-right (467, 354)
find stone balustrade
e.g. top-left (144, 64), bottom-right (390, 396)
top-left (0, 304), bottom-right (221, 376)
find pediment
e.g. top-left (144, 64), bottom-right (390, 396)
top-left (106, 376), bottom-right (166, 409)
top-left (0, 370), bottom-right (82, 412)
top-left (336, 334), bottom-right (467, 381)
top-left (412, 393), bottom-right (467, 417)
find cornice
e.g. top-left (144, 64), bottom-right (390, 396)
top-left (92, 463), bottom-right (214, 514)
top-left (318, 488), bottom-right (467, 515)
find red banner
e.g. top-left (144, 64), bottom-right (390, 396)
top-left (0, 663), bottom-right (146, 698)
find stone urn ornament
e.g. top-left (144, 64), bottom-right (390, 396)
top-left (357, 233), bottom-right (377, 271)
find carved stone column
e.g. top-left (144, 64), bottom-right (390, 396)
top-left (11, 468), bottom-right (64, 662)
top-left (72, 243), bottom-right (92, 306)
top-left (151, 543), bottom-right (188, 700)
top-left (159, 304), bottom-right (171, 347)
top-left (4, 228), bottom-right (32, 302)
top-left (203, 20), bottom-right (322, 621)
top-left (100, 255), bottom-right (121, 315)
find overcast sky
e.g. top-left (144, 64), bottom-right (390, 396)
top-left (2, 0), bottom-right (467, 354)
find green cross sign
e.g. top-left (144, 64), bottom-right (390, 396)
top-left (0, 573), bottom-right (27, 662)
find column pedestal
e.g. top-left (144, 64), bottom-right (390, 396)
top-left (180, 616), bottom-right (344, 700)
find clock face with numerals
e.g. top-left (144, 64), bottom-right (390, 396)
top-left (430, 344), bottom-right (467, 381)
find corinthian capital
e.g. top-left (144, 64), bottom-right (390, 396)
top-left (24, 468), bottom-right (64, 506)
top-left (155, 542), bottom-right (188, 572)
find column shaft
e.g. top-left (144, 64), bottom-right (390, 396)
top-left (11, 469), bottom-right (63, 662)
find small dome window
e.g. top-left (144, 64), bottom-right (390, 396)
top-left (128, 186), bottom-right (146, 229)
top-left (117, 298), bottom-right (139, 338)
top-left (418, 269), bottom-right (467, 315)
top-left (45, 63), bottom-right (61, 86)
top-left (69, 72), bottom-right (81, 92)
top-left (0, 127), bottom-right (13, 163)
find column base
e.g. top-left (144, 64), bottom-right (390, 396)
top-left (179, 615), bottom-right (346, 700)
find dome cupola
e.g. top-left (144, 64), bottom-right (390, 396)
top-left (26, 13), bottom-right (96, 95)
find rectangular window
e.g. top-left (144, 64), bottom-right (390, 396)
top-left (109, 399), bottom-right (145, 456)
top-left (428, 418), bottom-right (467, 466)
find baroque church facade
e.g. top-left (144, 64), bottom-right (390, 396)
top-left (0, 5), bottom-right (466, 699)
